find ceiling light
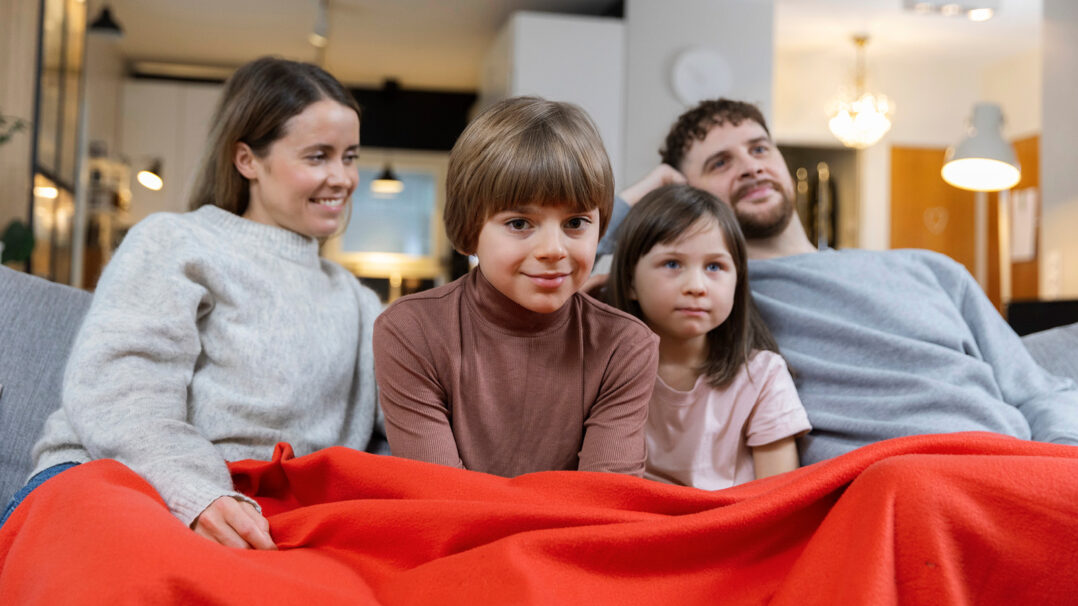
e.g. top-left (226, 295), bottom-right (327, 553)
top-left (827, 35), bottom-right (893, 149)
top-left (371, 165), bottom-right (404, 195)
top-left (902, 1), bottom-right (998, 20)
top-left (941, 103), bottom-right (1020, 192)
top-left (89, 4), bottom-right (124, 38)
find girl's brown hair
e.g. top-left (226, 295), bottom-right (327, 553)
top-left (606, 184), bottom-right (781, 388)
top-left (188, 56), bottom-right (360, 215)
top-left (444, 96), bottom-right (613, 254)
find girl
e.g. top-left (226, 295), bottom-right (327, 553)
top-left (606, 184), bottom-right (810, 489)
top-left (9, 57), bottom-right (384, 548)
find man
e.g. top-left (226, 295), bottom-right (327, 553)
top-left (605, 98), bottom-right (1078, 464)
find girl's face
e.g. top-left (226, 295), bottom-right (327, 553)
top-left (630, 217), bottom-right (738, 345)
top-left (237, 99), bottom-right (360, 238)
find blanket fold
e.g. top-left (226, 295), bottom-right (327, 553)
top-left (2, 432), bottom-right (1076, 605)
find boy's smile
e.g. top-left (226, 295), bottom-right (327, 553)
top-left (474, 204), bottom-right (600, 314)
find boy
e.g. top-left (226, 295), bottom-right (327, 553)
top-left (373, 96), bottom-right (659, 476)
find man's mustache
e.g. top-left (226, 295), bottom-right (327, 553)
top-left (732, 179), bottom-right (780, 204)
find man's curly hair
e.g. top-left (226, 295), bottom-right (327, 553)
top-left (659, 99), bottom-right (770, 171)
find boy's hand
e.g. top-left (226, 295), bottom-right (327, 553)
top-left (192, 496), bottom-right (277, 550)
top-left (619, 164), bottom-right (686, 206)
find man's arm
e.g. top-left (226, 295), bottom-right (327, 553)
top-left (956, 268), bottom-right (1078, 445)
top-left (596, 164), bottom-right (686, 256)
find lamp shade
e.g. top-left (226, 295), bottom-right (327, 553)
top-left (941, 103), bottom-right (1020, 192)
top-left (371, 165), bottom-right (404, 195)
top-left (137, 160), bottom-right (164, 191)
top-left (89, 5), bottom-right (124, 38)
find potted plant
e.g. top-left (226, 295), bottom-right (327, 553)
top-left (0, 109), bottom-right (33, 267)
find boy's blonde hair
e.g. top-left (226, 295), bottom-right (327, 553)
top-left (445, 96), bottom-right (614, 254)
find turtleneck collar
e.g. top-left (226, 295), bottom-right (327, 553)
top-left (465, 268), bottom-right (573, 336)
top-left (193, 205), bottom-right (321, 266)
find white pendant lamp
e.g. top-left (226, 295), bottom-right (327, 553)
top-left (941, 103), bottom-right (1021, 192)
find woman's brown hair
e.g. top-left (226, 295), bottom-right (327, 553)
top-left (188, 56), bottom-right (360, 215)
top-left (606, 184), bottom-right (781, 388)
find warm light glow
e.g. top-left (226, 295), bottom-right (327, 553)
top-left (137, 169), bottom-right (163, 191)
top-left (828, 92), bottom-right (894, 149)
top-left (33, 185), bottom-right (59, 199)
top-left (940, 3), bottom-right (961, 16)
top-left (967, 8), bottom-right (994, 21)
top-left (941, 158), bottom-right (1021, 192)
top-left (914, 2), bottom-right (934, 13)
top-left (371, 178), bottom-right (404, 195)
top-left (308, 32), bottom-right (328, 48)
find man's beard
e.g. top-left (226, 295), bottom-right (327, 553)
top-left (732, 180), bottom-right (795, 239)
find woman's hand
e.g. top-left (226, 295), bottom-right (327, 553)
top-left (192, 496), bottom-right (277, 550)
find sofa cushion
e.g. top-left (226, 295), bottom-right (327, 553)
top-left (1021, 321), bottom-right (1078, 384)
top-left (0, 267), bottom-right (91, 505)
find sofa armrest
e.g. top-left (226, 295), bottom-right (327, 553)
top-left (0, 267), bottom-right (91, 505)
top-left (1021, 321), bottom-right (1078, 384)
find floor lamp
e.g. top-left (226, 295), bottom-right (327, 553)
top-left (941, 103), bottom-right (1021, 304)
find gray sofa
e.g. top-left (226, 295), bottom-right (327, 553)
top-left (3, 265), bottom-right (1078, 506)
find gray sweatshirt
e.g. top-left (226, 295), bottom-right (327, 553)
top-left (32, 206), bottom-right (383, 525)
top-left (748, 248), bottom-right (1078, 464)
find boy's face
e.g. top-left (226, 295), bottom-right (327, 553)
top-left (474, 204), bottom-right (600, 314)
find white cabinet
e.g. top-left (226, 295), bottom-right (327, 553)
top-left (480, 12), bottom-right (625, 187)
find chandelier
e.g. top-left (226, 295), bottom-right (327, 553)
top-left (828, 35), bottom-right (894, 149)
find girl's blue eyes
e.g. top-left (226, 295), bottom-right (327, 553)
top-left (660, 260), bottom-right (726, 272)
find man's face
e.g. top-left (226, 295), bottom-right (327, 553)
top-left (678, 119), bottom-right (796, 239)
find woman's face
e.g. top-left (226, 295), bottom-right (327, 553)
top-left (237, 99), bottom-right (360, 238)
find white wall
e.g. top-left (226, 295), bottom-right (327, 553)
top-left (982, 50), bottom-right (1042, 141)
top-left (120, 80), bottom-right (221, 223)
top-left (480, 12), bottom-right (625, 186)
top-left (1041, 0), bottom-right (1078, 298)
top-left (623, 0), bottom-right (773, 187)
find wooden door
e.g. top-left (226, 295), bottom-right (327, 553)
top-left (890, 146), bottom-right (977, 272)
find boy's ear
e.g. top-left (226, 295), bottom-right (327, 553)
top-left (233, 142), bottom-right (259, 180)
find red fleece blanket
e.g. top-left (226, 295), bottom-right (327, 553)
top-left (2, 432), bottom-right (1077, 605)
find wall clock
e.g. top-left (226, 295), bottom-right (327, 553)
top-left (670, 47), bottom-right (733, 106)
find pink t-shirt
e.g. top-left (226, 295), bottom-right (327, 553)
top-left (644, 350), bottom-right (811, 490)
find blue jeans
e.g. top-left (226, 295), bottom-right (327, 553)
top-left (0, 462), bottom-right (79, 528)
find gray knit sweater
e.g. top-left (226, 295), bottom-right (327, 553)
top-left (31, 206), bottom-right (383, 526)
top-left (748, 248), bottom-right (1078, 464)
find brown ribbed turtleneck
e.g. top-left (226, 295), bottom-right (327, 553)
top-left (373, 268), bottom-right (658, 477)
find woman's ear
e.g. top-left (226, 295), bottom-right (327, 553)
top-left (628, 282), bottom-right (638, 300)
top-left (233, 142), bottom-right (259, 180)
